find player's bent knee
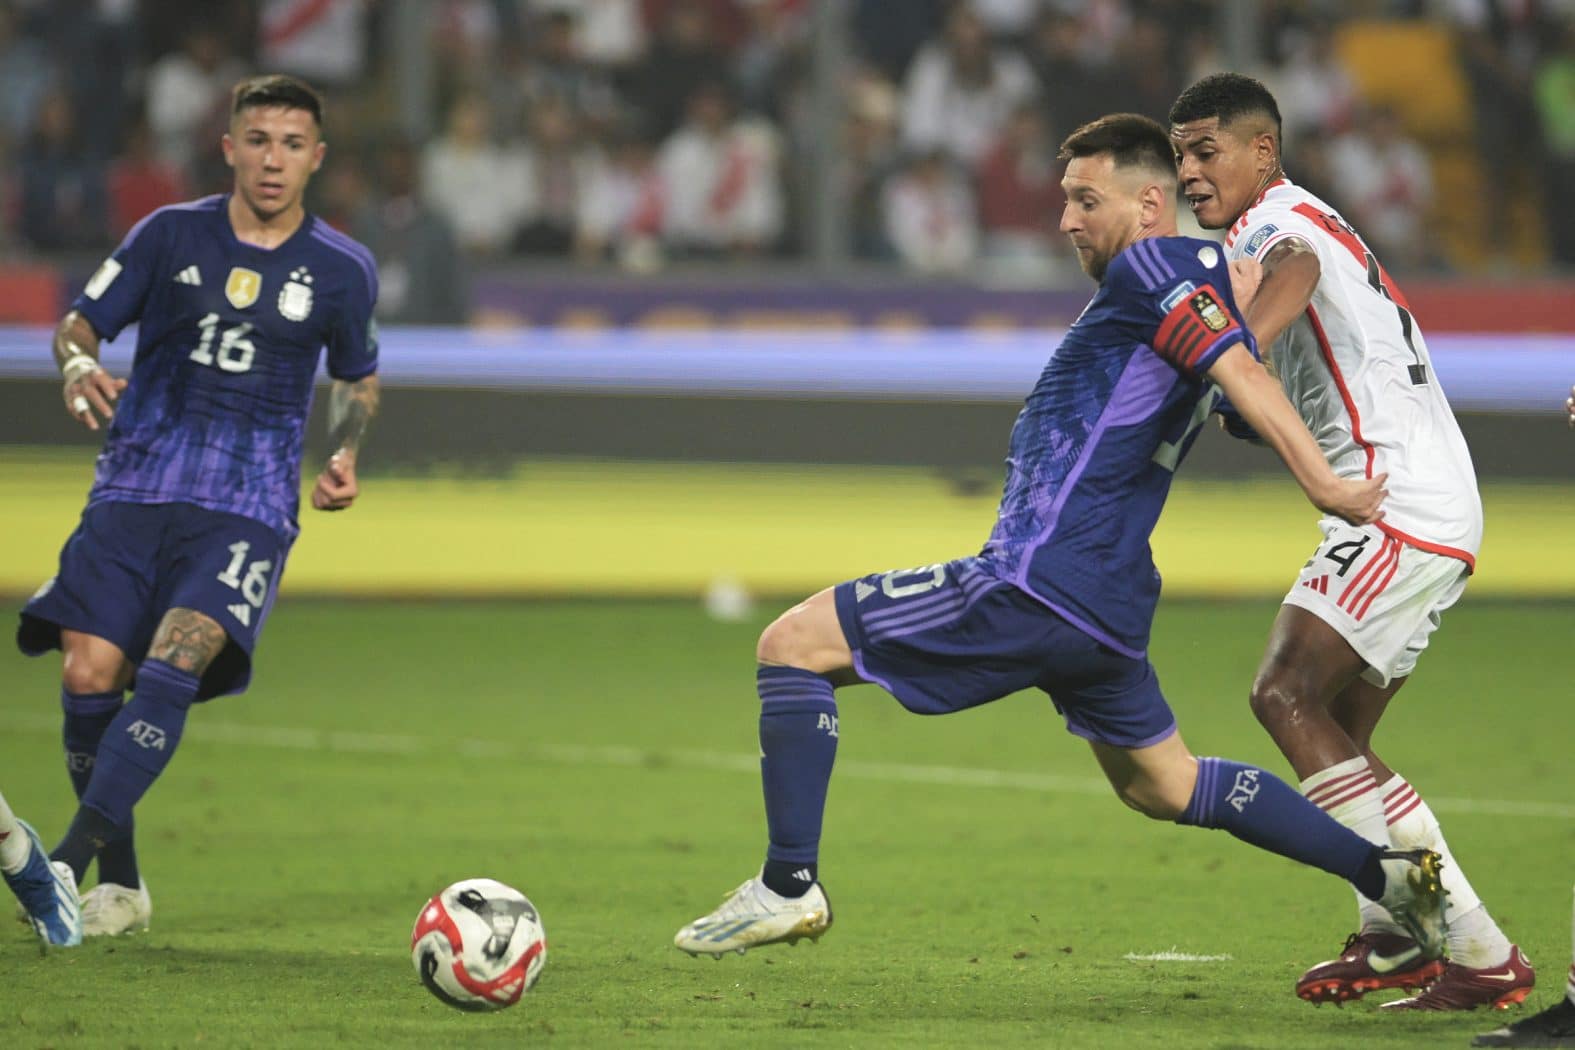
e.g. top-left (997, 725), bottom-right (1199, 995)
top-left (61, 660), bottom-right (128, 697)
top-left (756, 616), bottom-right (808, 669)
top-left (1115, 780), bottom-right (1189, 821)
top-left (1109, 754), bottom-right (1195, 821)
top-left (1248, 671), bottom-right (1306, 731)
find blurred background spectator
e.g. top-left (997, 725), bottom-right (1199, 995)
top-left (656, 80), bottom-right (783, 258)
top-left (351, 137), bottom-right (469, 324)
top-left (1535, 17), bottom-right (1575, 266)
top-left (420, 92), bottom-right (531, 257)
top-left (882, 147), bottom-right (977, 275)
top-left (0, 0), bottom-right (1571, 297)
top-left (900, 3), bottom-right (1038, 166)
top-left (1328, 104), bottom-right (1435, 271)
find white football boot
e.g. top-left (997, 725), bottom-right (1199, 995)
top-left (81, 879), bottom-right (151, 937)
top-left (3, 821), bottom-right (82, 946)
top-left (675, 875), bottom-right (832, 958)
top-left (1376, 848), bottom-right (1448, 961)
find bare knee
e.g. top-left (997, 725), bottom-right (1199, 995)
top-left (754, 588), bottom-right (854, 674)
top-left (757, 613), bottom-right (814, 669)
top-left (1248, 666), bottom-right (1312, 735)
top-left (1109, 754), bottom-right (1196, 821)
top-left (60, 640), bottom-right (133, 695)
top-left (61, 662), bottom-right (124, 696)
top-left (1114, 777), bottom-right (1191, 821)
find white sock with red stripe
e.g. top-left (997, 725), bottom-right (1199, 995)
top-left (1299, 756), bottom-right (1403, 935)
top-left (1380, 773), bottom-right (1512, 968)
top-left (0, 790), bottom-right (29, 874)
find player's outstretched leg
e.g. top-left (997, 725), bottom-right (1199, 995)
top-left (1377, 769), bottom-right (1534, 1012)
top-left (61, 686), bottom-right (145, 907)
top-left (1161, 752), bottom-right (1448, 962)
top-left (675, 664), bottom-right (838, 958)
top-left (51, 656), bottom-right (200, 887)
top-left (0, 792), bottom-right (81, 947)
top-left (1292, 756), bottom-right (1445, 1002)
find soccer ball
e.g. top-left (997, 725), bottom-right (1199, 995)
top-left (410, 878), bottom-right (547, 1011)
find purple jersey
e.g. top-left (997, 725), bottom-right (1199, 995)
top-left (976, 236), bottom-right (1253, 658)
top-left (72, 194), bottom-right (378, 540)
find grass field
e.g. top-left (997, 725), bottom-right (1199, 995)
top-left (0, 599), bottom-right (1570, 1049)
top-left (2, 447), bottom-right (1574, 598)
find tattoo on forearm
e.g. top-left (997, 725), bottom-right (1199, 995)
top-left (328, 375), bottom-right (380, 454)
top-left (149, 608), bottom-right (227, 674)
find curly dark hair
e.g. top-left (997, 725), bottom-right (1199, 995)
top-left (1168, 73), bottom-right (1281, 138)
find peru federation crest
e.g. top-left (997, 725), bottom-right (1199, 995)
top-left (225, 267), bottom-right (262, 309)
top-left (278, 267), bottom-right (314, 322)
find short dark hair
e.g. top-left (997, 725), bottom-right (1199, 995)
top-left (1169, 73), bottom-right (1282, 138)
top-left (232, 74), bottom-right (323, 128)
top-left (1056, 113), bottom-right (1176, 177)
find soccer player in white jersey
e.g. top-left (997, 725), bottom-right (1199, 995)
top-left (1168, 73), bottom-right (1533, 1012)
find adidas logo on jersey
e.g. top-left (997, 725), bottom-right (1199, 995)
top-left (1300, 575), bottom-right (1330, 594)
top-left (228, 602), bottom-right (253, 627)
top-left (173, 265), bottom-right (202, 286)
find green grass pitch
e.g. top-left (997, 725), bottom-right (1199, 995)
top-left (0, 599), bottom-right (1570, 1049)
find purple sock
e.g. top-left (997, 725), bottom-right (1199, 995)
top-left (1177, 756), bottom-right (1384, 897)
top-left (757, 666), bottom-right (838, 897)
top-left (61, 688), bottom-right (139, 885)
top-left (80, 660), bottom-right (198, 831)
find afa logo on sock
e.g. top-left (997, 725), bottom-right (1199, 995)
top-left (1226, 768), bottom-right (1260, 812)
top-left (816, 713), bottom-right (839, 738)
top-left (126, 720), bottom-right (168, 751)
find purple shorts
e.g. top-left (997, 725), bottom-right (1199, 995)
top-left (18, 501), bottom-right (290, 700)
top-left (833, 557), bottom-right (1176, 749)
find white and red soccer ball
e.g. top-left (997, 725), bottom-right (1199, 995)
top-left (410, 878), bottom-right (547, 1011)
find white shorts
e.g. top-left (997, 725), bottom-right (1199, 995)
top-left (1281, 518), bottom-right (1470, 687)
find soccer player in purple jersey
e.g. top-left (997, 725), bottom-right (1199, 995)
top-left (8, 75), bottom-right (379, 943)
top-left (674, 114), bottom-right (1450, 976)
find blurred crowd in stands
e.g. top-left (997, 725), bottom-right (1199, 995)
top-left (3, 0), bottom-right (1574, 323)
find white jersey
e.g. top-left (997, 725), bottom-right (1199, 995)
top-left (1226, 179), bottom-right (1482, 568)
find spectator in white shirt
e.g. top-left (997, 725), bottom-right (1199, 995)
top-left (1327, 105), bottom-right (1436, 271)
top-left (656, 81), bottom-right (784, 257)
top-left (881, 147), bottom-right (978, 274)
top-left (901, 2), bottom-right (1040, 166)
top-left (420, 93), bottom-right (532, 256)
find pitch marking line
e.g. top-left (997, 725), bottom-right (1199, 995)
top-left (1124, 949), bottom-right (1235, 963)
top-left (2, 712), bottom-right (1572, 819)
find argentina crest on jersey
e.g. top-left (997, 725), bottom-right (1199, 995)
top-left (277, 266), bottom-right (314, 322)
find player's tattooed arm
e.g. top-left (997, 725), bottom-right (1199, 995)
top-left (1241, 237), bottom-right (1320, 356)
top-left (327, 374), bottom-right (380, 458)
top-left (313, 374), bottom-right (380, 512)
top-left (53, 309), bottom-right (126, 431)
top-left (148, 608), bottom-right (228, 675)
